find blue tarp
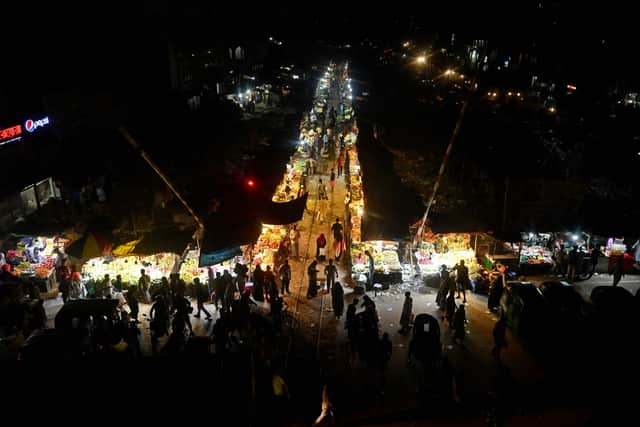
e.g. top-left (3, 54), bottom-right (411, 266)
top-left (199, 219), bottom-right (261, 261)
top-left (199, 246), bottom-right (243, 267)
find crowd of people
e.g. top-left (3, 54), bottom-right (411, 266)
top-left (435, 264), bottom-right (468, 344)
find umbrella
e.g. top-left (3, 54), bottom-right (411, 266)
top-left (65, 232), bottom-right (113, 260)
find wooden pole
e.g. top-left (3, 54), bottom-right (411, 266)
top-left (415, 76), bottom-right (477, 246)
top-left (118, 126), bottom-right (205, 232)
top-left (474, 232), bottom-right (478, 254)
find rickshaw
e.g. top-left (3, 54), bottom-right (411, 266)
top-left (408, 313), bottom-right (442, 380)
top-left (19, 299), bottom-right (122, 362)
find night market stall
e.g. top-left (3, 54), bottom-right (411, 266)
top-left (499, 231), bottom-right (592, 274)
top-left (81, 252), bottom-right (179, 286)
top-left (1, 234), bottom-right (72, 291)
top-left (180, 247), bottom-right (246, 284)
top-left (250, 193), bottom-right (309, 269)
top-left (507, 232), bottom-right (554, 272)
top-left (272, 155), bottom-right (307, 201)
top-left (346, 134), bottom-right (364, 244)
top-left (199, 217), bottom-right (262, 272)
top-left (605, 237), bottom-right (627, 257)
top-left (414, 231), bottom-right (479, 276)
top-left (351, 240), bottom-right (403, 288)
top-left (199, 116), bottom-right (319, 277)
top-left (80, 227), bottom-right (195, 287)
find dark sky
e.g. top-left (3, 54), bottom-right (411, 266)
top-left (2, 1), bottom-right (637, 98)
top-left (7, 2), bottom-right (633, 45)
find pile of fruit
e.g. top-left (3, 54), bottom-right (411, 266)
top-left (369, 249), bottom-right (402, 273)
top-left (350, 216), bottom-right (361, 242)
top-left (35, 267), bottom-right (51, 278)
top-left (350, 176), bottom-right (362, 201)
top-left (82, 253), bottom-right (179, 283)
top-left (179, 256), bottom-right (208, 284)
top-left (352, 263), bottom-right (368, 274)
top-left (37, 257), bottom-right (55, 270)
top-left (17, 262), bottom-right (31, 270)
top-left (382, 250), bottom-right (400, 264)
top-left (253, 248), bottom-right (274, 267)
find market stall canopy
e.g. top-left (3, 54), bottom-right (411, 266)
top-left (200, 218), bottom-right (262, 258)
top-left (65, 232), bottom-right (113, 261)
top-left (428, 213), bottom-right (489, 234)
top-left (112, 239), bottom-right (141, 257)
top-left (199, 246), bottom-right (243, 267)
top-left (130, 228), bottom-right (195, 256)
top-left (258, 193), bottom-right (308, 225)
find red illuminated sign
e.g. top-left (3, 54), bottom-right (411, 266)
top-left (0, 124), bottom-right (22, 145)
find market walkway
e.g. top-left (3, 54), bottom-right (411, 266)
top-left (283, 62), bottom-right (356, 341)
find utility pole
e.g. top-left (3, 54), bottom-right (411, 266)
top-left (415, 77), bottom-right (477, 246)
top-left (502, 177), bottom-right (509, 230)
top-left (118, 127), bottom-right (205, 238)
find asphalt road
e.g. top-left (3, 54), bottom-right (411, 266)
top-left (292, 269), bottom-right (640, 425)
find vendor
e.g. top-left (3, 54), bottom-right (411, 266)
top-left (6, 250), bottom-right (24, 267)
top-left (53, 247), bottom-right (68, 269)
top-left (25, 238), bottom-right (46, 263)
top-left (365, 250), bottom-right (375, 288)
top-left (32, 247), bottom-right (43, 264)
top-left (1, 263), bottom-right (14, 280)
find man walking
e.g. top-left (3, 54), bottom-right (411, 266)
top-left (138, 269), bottom-right (151, 304)
top-left (345, 298), bottom-right (359, 359)
top-left (398, 291), bottom-right (413, 334)
top-left (610, 256), bottom-right (625, 286)
top-left (379, 333), bottom-right (393, 394)
top-left (290, 225), bottom-right (300, 260)
top-left (590, 245), bottom-right (602, 276)
top-left (279, 259), bottom-right (292, 295)
top-left (331, 217), bottom-right (344, 261)
top-left (324, 259), bottom-right (338, 293)
top-left (365, 250), bottom-right (375, 290)
top-left (453, 260), bottom-right (469, 303)
top-left (318, 179), bottom-right (327, 200)
top-left (193, 278), bottom-right (212, 320)
top-left (567, 247), bottom-right (579, 282)
top-left (307, 260), bottom-right (319, 298)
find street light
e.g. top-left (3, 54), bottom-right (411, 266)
top-left (416, 55), bottom-right (427, 64)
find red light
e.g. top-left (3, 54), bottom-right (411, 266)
top-left (247, 180), bottom-right (255, 187)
